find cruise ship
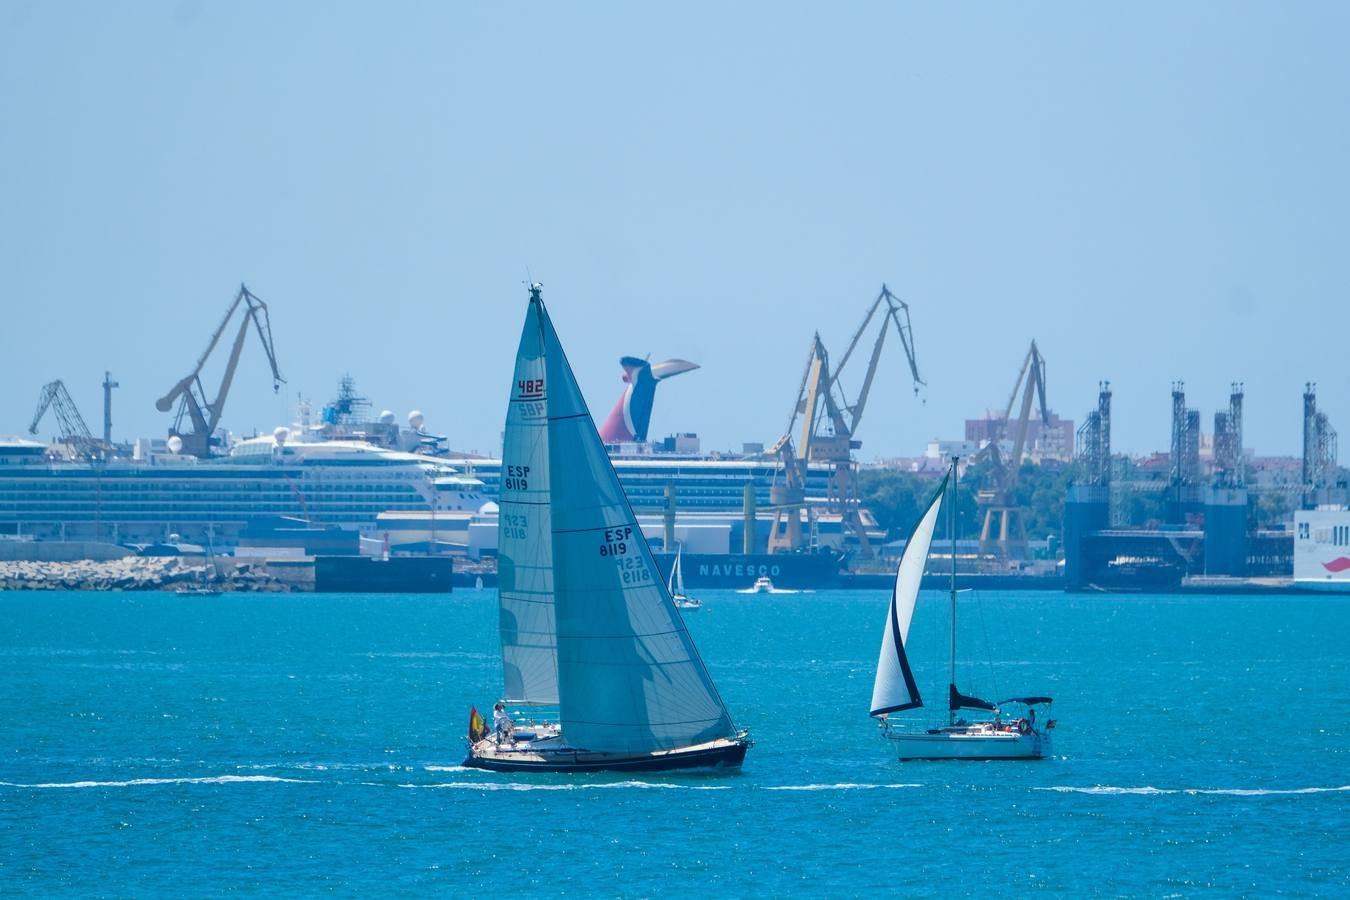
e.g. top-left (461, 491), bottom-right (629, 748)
top-left (1294, 508), bottom-right (1350, 592)
top-left (0, 430), bottom-right (487, 550)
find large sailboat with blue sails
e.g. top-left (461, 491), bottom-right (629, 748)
top-left (463, 284), bottom-right (750, 773)
top-left (870, 459), bottom-right (1054, 761)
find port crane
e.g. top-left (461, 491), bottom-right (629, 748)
top-left (975, 340), bottom-right (1049, 556)
top-left (29, 380), bottom-right (103, 460)
top-left (766, 284), bottom-right (923, 558)
top-left (156, 283), bottom-right (284, 458)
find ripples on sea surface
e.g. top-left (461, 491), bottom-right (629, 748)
top-left (1, 589), bottom-right (1346, 896)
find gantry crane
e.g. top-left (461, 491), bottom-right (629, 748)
top-left (975, 340), bottom-right (1049, 556)
top-left (29, 380), bottom-right (103, 460)
top-left (766, 284), bottom-right (923, 558)
top-left (156, 283), bottom-right (284, 458)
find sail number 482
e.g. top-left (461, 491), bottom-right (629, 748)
top-left (599, 526), bottom-right (633, 557)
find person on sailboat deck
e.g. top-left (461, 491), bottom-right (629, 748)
top-left (492, 702), bottom-right (514, 743)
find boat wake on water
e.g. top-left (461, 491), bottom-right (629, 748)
top-left (764, 783), bottom-right (923, 791)
top-left (1038, 785), bottom-right (1350, 797)
top-left (0, 775), bottom-right (314, 789)
top-left (403, 780), bottom-right (734, 791)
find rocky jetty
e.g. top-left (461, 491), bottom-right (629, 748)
top-left (0, 556), bottom-right (291, 592)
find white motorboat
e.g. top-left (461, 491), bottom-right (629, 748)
top-left (870, 458), bottom-right (1055, 761)
top-left (737, 575), bottom-right (798, 594)
top-left (463, 285), bottom-right (750, 773)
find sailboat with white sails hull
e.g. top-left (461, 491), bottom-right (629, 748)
top-left (669, 544), bottom-right (701, 609)
top-left (464, 285), bottom-right (750, 773)
top-left (870, 461), bottom-right (1054, 761)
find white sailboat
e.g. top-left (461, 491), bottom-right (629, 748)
top-left (668, 544), bottom-right (701, 609)
top-left (464, 284), bottom-right (750, 773)
top-left (870, 459), bottom-right (1055, 761)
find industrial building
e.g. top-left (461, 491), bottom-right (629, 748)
top-left (1064, 381), bottom-right (1339, 590)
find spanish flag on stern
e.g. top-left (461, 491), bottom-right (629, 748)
top-left (468, 706), bottom-right (487, 742)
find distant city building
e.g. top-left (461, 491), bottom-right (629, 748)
top-left (926, 439), bottom-right (981, 460)
top-left (964, 409), bottom-right (1075, 461)
top-left (870, 455), bottom-right (950, 474)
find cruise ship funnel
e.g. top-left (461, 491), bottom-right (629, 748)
top-left (598, 356), bottom-right (698, 443)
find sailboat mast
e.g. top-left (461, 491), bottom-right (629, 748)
top-left (949, 456), bottom-right (958, 726)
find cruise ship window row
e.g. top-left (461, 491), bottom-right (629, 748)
top-left (0, 490), bottom-right (416, 503)
top-left (2, 500), bottom-right (421, 518)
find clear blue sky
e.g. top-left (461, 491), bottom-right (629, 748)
top-left (3, 2), bottom-right (1346, 459)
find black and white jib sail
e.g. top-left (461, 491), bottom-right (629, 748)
top-left (870, 474), bottom-right (948, 717)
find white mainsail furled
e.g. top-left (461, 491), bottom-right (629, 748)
top-left (534, 293), bottom-right (736, 754)
top-left (870, 474), bottom-right (948, 717)
top-left (496, 300), bottom-right (559, 704)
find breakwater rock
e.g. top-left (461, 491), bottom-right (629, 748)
top-left (0, 557), bottom-right (290, 592)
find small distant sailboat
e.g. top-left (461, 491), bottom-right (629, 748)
top-left (668, 544), bottom-right (701, 609)
top-left (870, 459), bottom-right (1054, 761)
top-left (464, 284), bottom-right (750, 773)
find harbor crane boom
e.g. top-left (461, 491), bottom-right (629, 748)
top-left (156, 283), bottom-right (283, 458)
top-left (767, 284), bottom-right (925, 557)
top-left (977, 340), bottom-right (1050, 555)
top-left (830, 283), bottom-right (924, 437)
top-left (29, 380), bottom-right (102, 460)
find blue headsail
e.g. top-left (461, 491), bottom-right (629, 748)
top-left (530, 287), bottom-right (737, 754)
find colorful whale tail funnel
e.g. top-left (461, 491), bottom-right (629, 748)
top-left (598, 356), bottom-right (699, 443)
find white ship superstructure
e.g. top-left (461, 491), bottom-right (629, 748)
top-left (0, 432), bottom-right (486, 550)
top-left (1294, 508), bottom-right (1350, 592)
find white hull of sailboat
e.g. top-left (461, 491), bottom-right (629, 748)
top-left (885, 728), bottom-right (1050, 761)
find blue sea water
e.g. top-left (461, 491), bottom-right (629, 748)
top-left (1, 588), bottom-right (1346, 896)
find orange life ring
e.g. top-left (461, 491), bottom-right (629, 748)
top-left (1015, 718), bottom-right (1031, 735)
